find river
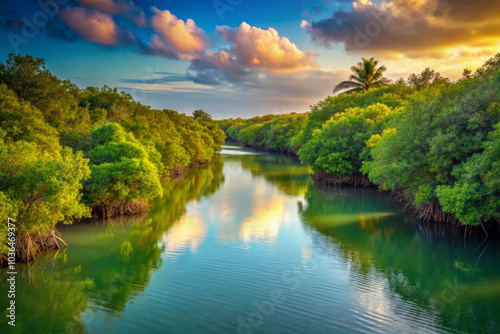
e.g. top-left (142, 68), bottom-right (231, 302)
top-left (1, 145), bottom-right (500, 333)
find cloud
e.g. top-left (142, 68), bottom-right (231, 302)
top-left (186, 23), bottom-right (318, 86)
top-left (187, 50), bottom-right (256, 85)
top-left (74, 0), bottom-right (146, 26)
top-left (120, 72), bottom-right (189, 85)
top-left (217, 22), bottom-right (317, 72)
top-left (302, 0), bottom-right (500, 58)
top-left (60, 7), bottom-right (123, 45)
top-left (255, 70), bottom-right (346, 104)
top-left (145, 7), bottom-right (208, 60)
top-left (123, 69), bottom-right (346, 119)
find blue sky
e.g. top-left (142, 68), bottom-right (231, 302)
top-left (0, 0), bottom-right (497, 118)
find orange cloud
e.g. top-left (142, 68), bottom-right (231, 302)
top-left (186, 23), bottom-right (320, 85)
top-left (74, 0), bottom-right (146, 27)
top-left (60, 7), bottom-right (122, 45)
top-left (218, 22), bottom-right (317, 72)
top-left (303, 0), bottom-right (500, 59)
top-left (148, 7), bottom-right (207, 60)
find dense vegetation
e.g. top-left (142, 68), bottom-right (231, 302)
top-left (0, 54), bottom-right (225, 263)
top-left (219, 113), bottom-right (308, 154)
top-left (0, 159), bottom-right (225, 332)
top-left (220, 54), bottom-right (500, 228)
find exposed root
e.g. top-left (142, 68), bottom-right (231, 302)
top-left (92, 199), bottom-right (149, 219)
top-left (415, 199), bottom-right (458, 225)
top-left (311, 172), bottom-right (373, 187)
top-left (169, 167), bottom-right (191, 179)
top-left (54, 234), bottom-right (69, 248)
top-left (1, 229), bottom-right (65, 266)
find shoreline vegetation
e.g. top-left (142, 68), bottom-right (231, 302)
top-left (218, 54), bottom-right (500, 232)
top-left (2, 53), bottom-right (499, 266)
top-left (0, 54), bottom-right (225, 265)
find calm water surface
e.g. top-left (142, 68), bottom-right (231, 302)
top-left (2, 145), bottom-right (500, 334)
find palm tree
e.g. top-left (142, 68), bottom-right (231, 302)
top-left (334, 57), bottom-right (391, 94)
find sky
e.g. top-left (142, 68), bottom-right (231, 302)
top-left (0, 0), bottom-right (498, 119)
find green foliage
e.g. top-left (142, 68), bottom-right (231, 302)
top-left (299, 103), bottom-right (396, 175)
top-left (406, 68), bottom-right (450, 91)
top-left (294, 84), bottom-right (415, 150)
top-left (0, 54), bottom-right (225, 261)
top-left (0, 84), bottom-right (61, 152)
top-left (220, 56), bottom-right (500, 226)
top-left (79, 85), bottom-right (225, 172)
top-left (475, 53), bottom-right (500, 76)
top-left (364, 71), bottom-right (500, 224)
top-left (0, 138), bottom-right (91, 235)
top-left (436, 122), bottom-right (500, 225)
top-left (0, 54), bottom-right (90, 134)
top-left (84, 123), bottom-right (163, 209)
top-left (222, 113), bottom-right (308, 153)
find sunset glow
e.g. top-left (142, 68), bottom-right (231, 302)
top-left (0, 0), bottom-right (497, 118)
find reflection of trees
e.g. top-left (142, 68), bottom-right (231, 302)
top-left (149, 155), bottom-right (224, 227)
top-left (0, 158), bottom-right (225, 331)
top-left (85, 156), bottom-right (225, 314)
top-left (0, 262), bottom-right (92, 334)
top-left (225, 154), bottom-right (311, 196)
top-left (301, 186), bottom-right (500, 333)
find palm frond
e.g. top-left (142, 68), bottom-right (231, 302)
top-left (348, 75), bottom-right (365, 84)
top-left (333, 80), bottom-right (362, 93)
top-left (373, 78), bottom-right (392, 87)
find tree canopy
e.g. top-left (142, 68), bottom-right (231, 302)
top-left (220, 54), bottom-right (500, 227)
top-left (0, 54), bottom-right (225, 264)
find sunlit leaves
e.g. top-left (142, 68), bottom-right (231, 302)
top-left (299, 103), bottom-right (396, 176)
top-left (85, 123), bottom-right (163, 209)
top-left (0, 139), bottom-right (91, 234)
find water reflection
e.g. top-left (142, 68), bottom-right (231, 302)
top-left (239, 195), bottom-right (287, 243)
top-left (301, 185), bottom-right (500, 333)
top-left (2, 148), bottom-right (500, 334)
top-left (0, 158), bottom-right (225, 333)
top-left (162, 213), bottom-right (207, 257)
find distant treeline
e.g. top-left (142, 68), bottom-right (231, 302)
top-left (218, 54), bottom-right (500, 228)
top-left (0, 54), bottom-right (225, 263)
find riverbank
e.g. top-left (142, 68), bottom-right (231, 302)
top-left (309, 165), bottom-right (498, 237)
top-left (225, 136), bottom-right (300, 160)
top-left (219, 59), bottom-right (500, 229)
top-left (1, 156), bottom-right (221, 269)
top-left (0, 55), bottom-right (227, 268)
top-left (224, 138), bottom-right (493, 233)
top-left (168, 160), bottom-right (214, 180)
top-left (3, 146), bottom-right (500, 334)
